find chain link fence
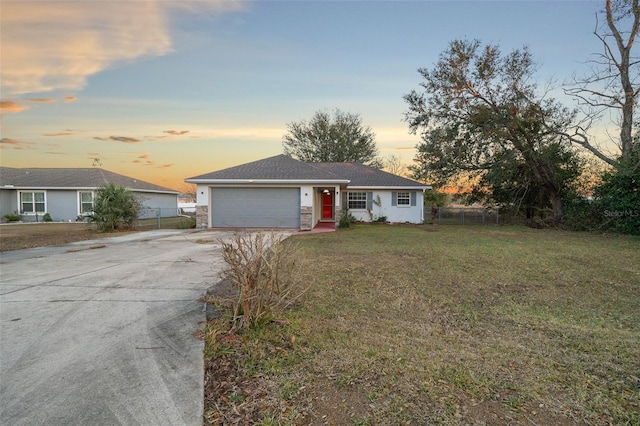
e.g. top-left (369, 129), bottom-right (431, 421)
top-left (136, 207), bottom-right (195, 230)
top-left (427, 207), bottom-right (503, 225)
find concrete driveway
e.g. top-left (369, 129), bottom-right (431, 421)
top-left (0, 229), bottom-right (264, 426)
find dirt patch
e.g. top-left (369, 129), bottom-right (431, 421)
top-left (0, 222), bottom-right (135, 252)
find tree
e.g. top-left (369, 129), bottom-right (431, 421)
top-left (383, 154), bottom-right (408, 176)
top-left (404, 39), bottom-right (584, 220)
top-left (563, 0), bottom-right (640, 167)
top-left (283, 109), bottom-right (381, 167)
top-left (593, 161), bottom-right (640, 234)
top-left (88, 183), bottom-right (143, 231)
top-left (470, 142), bottom-right (585, 218)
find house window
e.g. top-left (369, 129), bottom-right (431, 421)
top-left (397, 192), bottom-right (410, 206)
top-left (348, 192), bottom-right (367, 209)
top-left (79, 191), bottom-right (94, 214)
top-left (20, 191), bottom-right (46, 213)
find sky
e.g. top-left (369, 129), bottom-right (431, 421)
top-left (0, 0), bottom-right (607, 191)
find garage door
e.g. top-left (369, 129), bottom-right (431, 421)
top-left (211, 187), bottom-right (300, 228)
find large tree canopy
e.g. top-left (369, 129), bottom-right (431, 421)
top-left (563, 0), bottom-right (639, 167)
top-left (282, 109), bottom-right (381, 167)
top-left (404, 39), bottom-right (583, 220)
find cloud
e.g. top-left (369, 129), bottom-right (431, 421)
top-left (28, 98), bottom-right (55, 103)
top-left (0, 101), bottom-right (29, 113)
top-left (64, 96), bottom-right (78, 102)
top-left (138, 154), bottom-right (150, 159)
top-left (94, 136), bottom-right (142, 143)
top-left (0, 138), bottom-right (36, 150)
top-left (43, 131), bottom-right (76, 137)
top-left (0, 1), bottom-right (246, 95)
top-left (156, 163), bottom-right (174, 169)
top-left (163, 130), bottom-right (190, 135)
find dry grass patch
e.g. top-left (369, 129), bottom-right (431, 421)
top-left (203, 224), bottom-right (640, 425)
top-left (0, 222), bottom-right (129, 251)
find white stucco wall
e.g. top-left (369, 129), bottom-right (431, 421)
top-left (300, 185), bottom-right (313, 207)
top-left (347, 190), bottom-right (424, 224)
top-left (196, 184), bottom-right (209, 206)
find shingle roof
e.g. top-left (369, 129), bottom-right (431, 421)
top-left (186, 155), bottom-right (346, 181)
top-left (0, 167), bottom-right (177, 193)
top-left (313, 162), bottom-right (426, 188)
top-left (186, 154), bottom-right (428, 188)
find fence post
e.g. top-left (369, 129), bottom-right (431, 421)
top-left (156, 208), bottom-right (161, 229)
top-left (496, 209), bottom-right (499, 225)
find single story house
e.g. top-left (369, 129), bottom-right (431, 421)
top-left (0, 167), bottom-right (179, 222)
top-left (185, 155), bottom-right (431, 231)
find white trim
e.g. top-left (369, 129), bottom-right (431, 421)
top-left (185, 179), bottom-right (350, 185)
top-left (1, 186), bottom-right (177, 195)
top-left (346, 186), bottom-right (430, 190)
top-left (77, 190), bottom-right (95, 216)
top-left (17, 190), bottom-right (47, 215)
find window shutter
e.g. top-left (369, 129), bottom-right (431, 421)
top-left (342, 191), bottom-right (348, 210)
top-left (411, 191), bottom-right (417, 206)
top-left (391, 191), bottom-right (397, 206)
top-left (366, 192), bottom-right (373, 210)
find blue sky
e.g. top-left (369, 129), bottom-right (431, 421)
top-left (1, 0), bottom-right (604, 190)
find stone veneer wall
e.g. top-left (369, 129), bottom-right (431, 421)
top-left (300, 206), bottom-right (312, 231)
top-left (196, 205), bottom-right (209, 228)
top-left (335, 207), bottom-right (344, 225)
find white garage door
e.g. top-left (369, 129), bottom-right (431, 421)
top-left (211, 187), bottom-right (300, 228)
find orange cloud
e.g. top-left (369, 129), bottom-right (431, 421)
top-left (163, 130), bottom-right (190, 135)
top-left (1, 138), bottom-right (36, 150)
top-left (94, 136), bottom-right (142, 143)
top-left (138, 154), bottom-right (150, 159)
top-left (28, 98), bottom-right (55, 103)
top-left (1, 1), bottom-right (246, 95)
top-left (64, 96), bottom-right (78, 102)
top-left (0, 101), bottom-right (28, 113)
top-left (156, 163), bottom-right (174, 168)
top-left (43, 131), bottom-right (76, 136)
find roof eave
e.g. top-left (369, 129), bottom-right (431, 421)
top-left (0, 185), bottom-right (178, 194)
top-left (346, 185), bottom-right (431, 190)
top-left (185, 179), bottom-right (350, 185)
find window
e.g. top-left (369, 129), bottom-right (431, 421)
top-left (397, 192), bottom-right (410, 206)
top-left (79, 191), bottom-right (94, 214)
top-left (20, 191), bottom-right (45, 213)
top-left (348, 192), bottom-right (367, 209)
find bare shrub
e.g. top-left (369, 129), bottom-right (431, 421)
top-left (219, 233), bottom-right (300, 331)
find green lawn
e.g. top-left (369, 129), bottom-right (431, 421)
top-left (204, 224), bottom-right (640, 425)
top-left (136, 215), bottom-right (195, 230)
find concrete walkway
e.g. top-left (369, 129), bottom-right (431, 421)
top-left (0, 229), bottom-right (264, 426)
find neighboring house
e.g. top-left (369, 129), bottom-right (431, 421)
top-left (0, 167), bottom-right (179, 222)
top-left (185, 155), bottom-right (431, 231)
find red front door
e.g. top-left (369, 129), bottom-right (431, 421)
top-left (321, 192), bottom-right (333, 220)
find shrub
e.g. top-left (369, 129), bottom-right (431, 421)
top-left (178, 216), bottom-right (196, 229)
top-left (562, 162), bottom-right (640, 235)
top-left (338, 210), bottom-right (357, 228)
top-left (219, 233), bottom-right (300, 331)
top-left (3, 213), bottom-right (20, 222)
top-left (87, 183), bottom-right (143, 232)
top-left (593, 162), bottom-right (640, 235)
top-left (43, 213), bottom-right (53, 222)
